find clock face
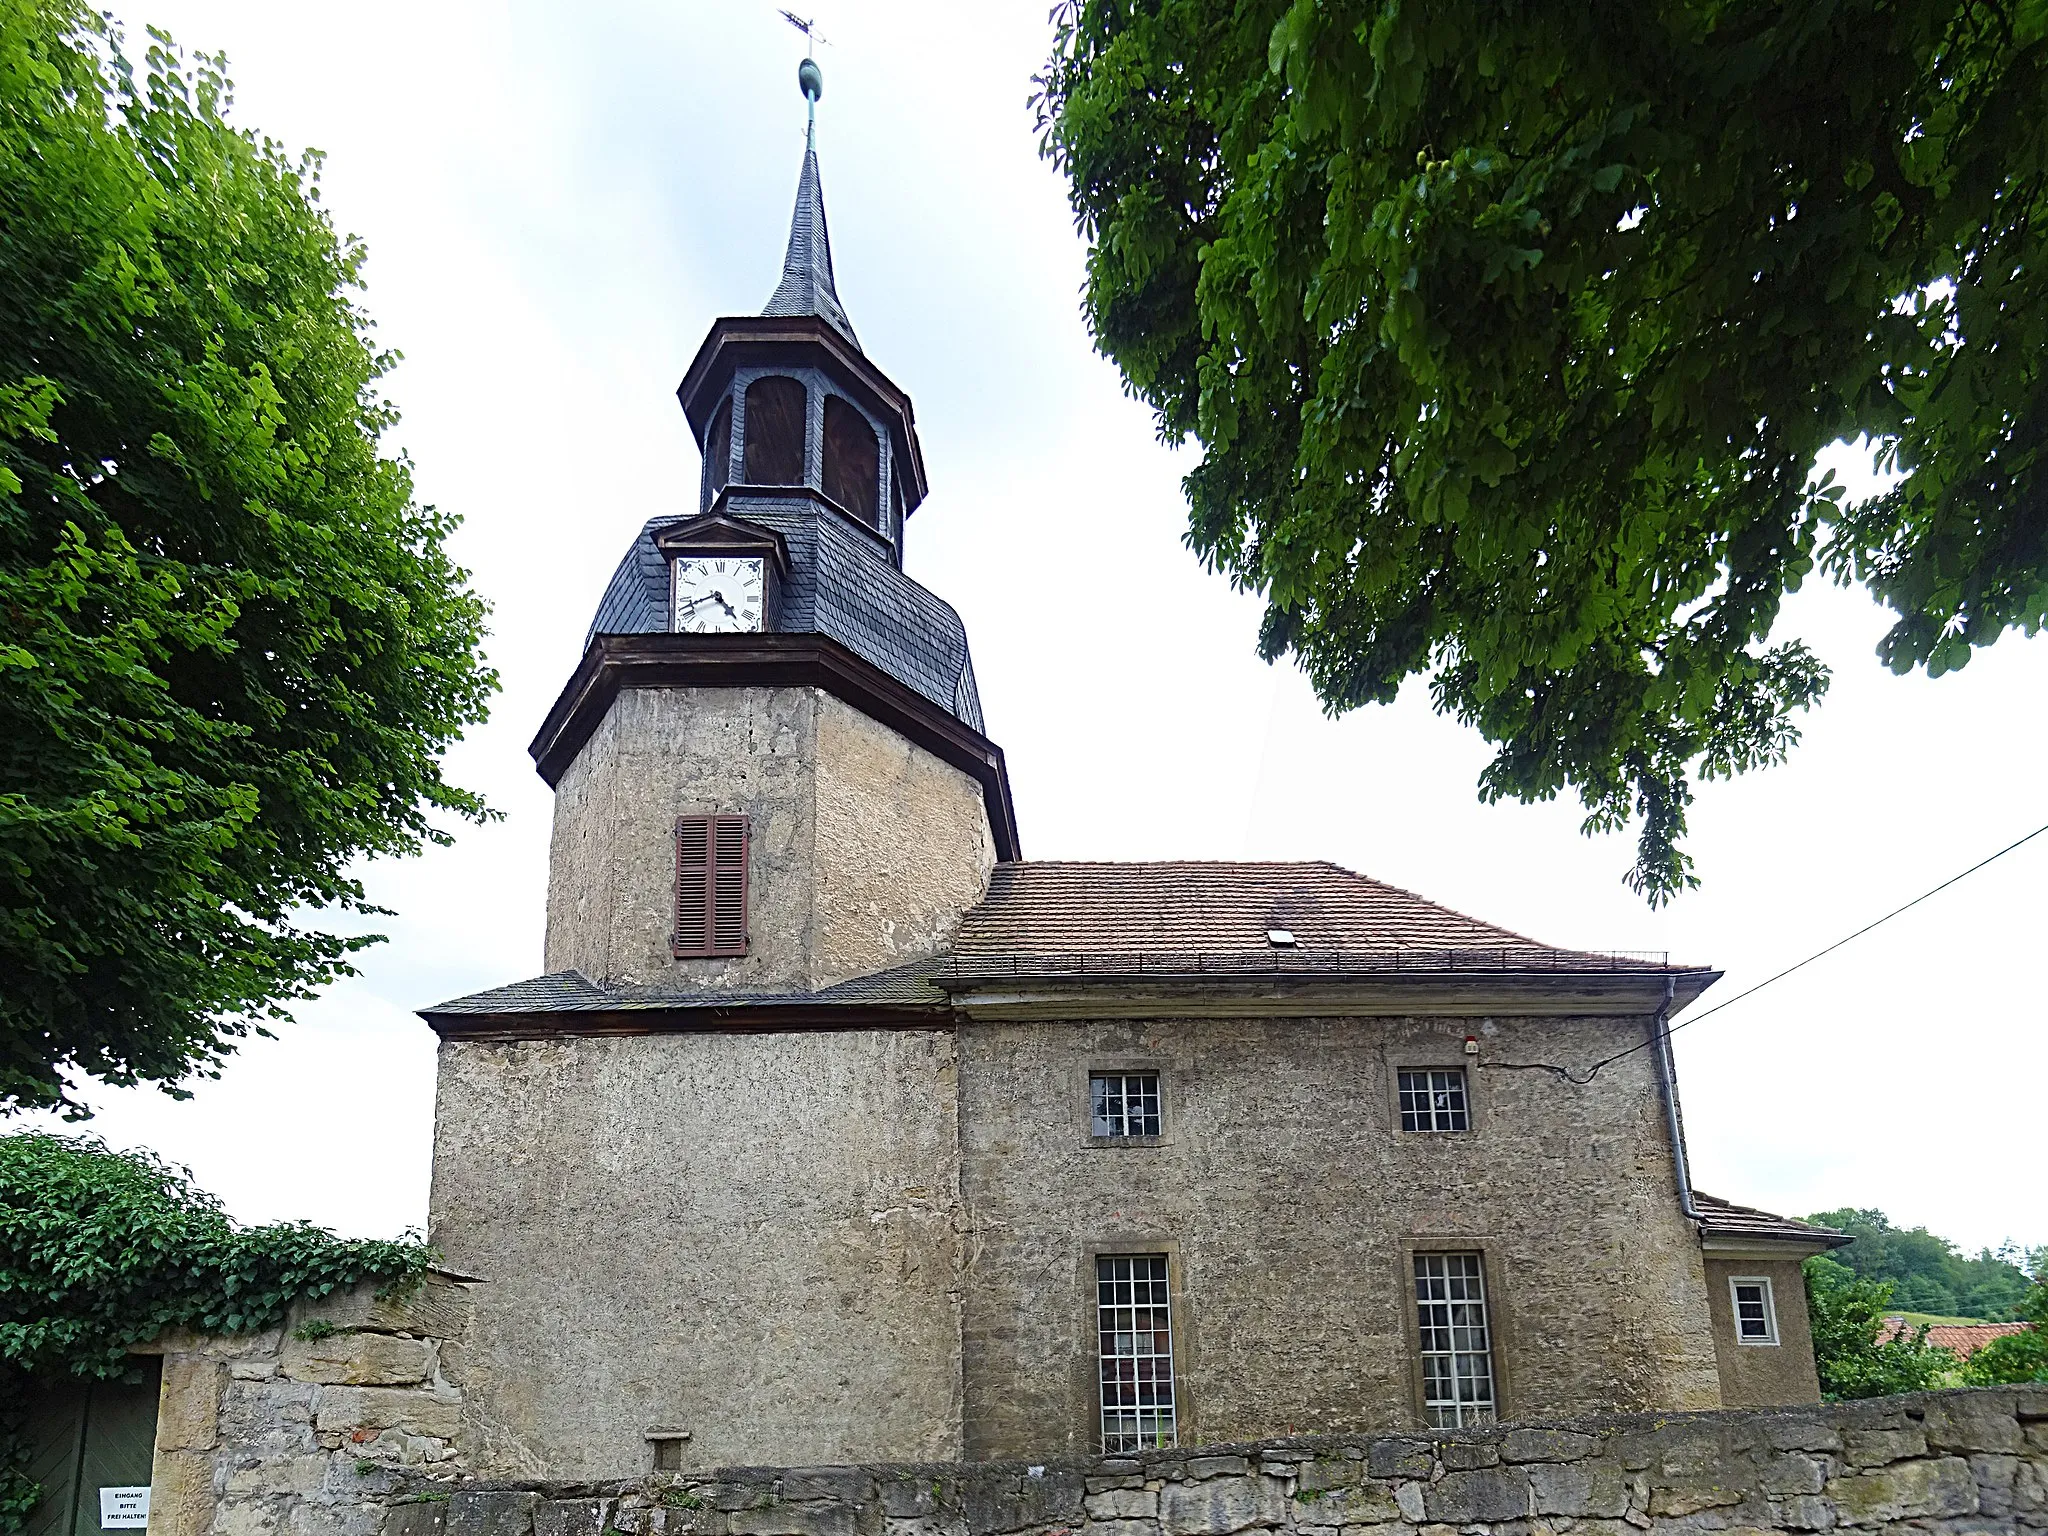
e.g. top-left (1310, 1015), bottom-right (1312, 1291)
top-left (673, 556), bottom-right (765, 634)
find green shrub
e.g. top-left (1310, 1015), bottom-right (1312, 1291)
top-left (0, 1133), bottom-right (428, 1532)
top-left (1805, 1254), bottom-right (1959, 1399)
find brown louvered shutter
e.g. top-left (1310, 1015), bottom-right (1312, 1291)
top-left (674, 816), bottom-right (712, 956)
top-left (675, 814), bottom-right (749, 958)
top-left (710, 815), bottom-right (749, 956)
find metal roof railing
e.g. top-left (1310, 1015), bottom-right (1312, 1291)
top-left (931, 947), bottom-right (1679, 983)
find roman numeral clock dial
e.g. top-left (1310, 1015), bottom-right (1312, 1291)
top-left (672, 557), bottom-right (765, 634)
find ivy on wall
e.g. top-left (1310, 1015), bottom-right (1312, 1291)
top-left (0, 1132), bottom-right (429, 1533)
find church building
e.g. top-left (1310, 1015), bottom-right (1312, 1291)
top-left (419, 64), bottom-right (1845, 1478)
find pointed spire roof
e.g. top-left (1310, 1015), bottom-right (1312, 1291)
top-left (762, 123), bottom-right (860, 350)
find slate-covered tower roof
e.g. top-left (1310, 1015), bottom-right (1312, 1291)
top-left (762, 120), bottom-right (858, 348)
top-left (580, 56), bottom-right (981, 730)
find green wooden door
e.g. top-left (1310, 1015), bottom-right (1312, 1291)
top-left (22, 1360), bottom-right (162, 1536)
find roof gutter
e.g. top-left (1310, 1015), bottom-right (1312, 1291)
top-left (1648, 971), bottom-right (1703, 1223)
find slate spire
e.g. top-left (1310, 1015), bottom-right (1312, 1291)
top-left (761, 54), bottom-right (859, 350)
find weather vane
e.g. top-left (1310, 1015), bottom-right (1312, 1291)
top-left (778, 9), bottom-right (826, 125)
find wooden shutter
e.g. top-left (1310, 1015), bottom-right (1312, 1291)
top-left (674, 814), bottom-right (749, 958)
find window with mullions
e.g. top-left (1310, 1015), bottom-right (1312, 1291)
top-left (1398, 1069), bottom-right (1470, 1132)
top-left (1414, 1252), bottom-right (1496, 1427)
top-left (1097, 1255), bottom-right (1176, 1452)
top-left (1731, 1278), bottom-right (1780, 1345)
top-left (1091, 1073), bottom-right (1161, 1138)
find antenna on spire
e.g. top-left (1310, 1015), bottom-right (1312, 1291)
top-left (780, 10), bottom-right (828, 133)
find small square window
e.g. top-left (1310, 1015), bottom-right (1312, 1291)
top-left (1399, 1069), bottom-right (1469, 1132)
top-left (1731, 1277), bottom-right (1779, 1345)
top-left (1090, 1073), bottom-right (1161, 1138)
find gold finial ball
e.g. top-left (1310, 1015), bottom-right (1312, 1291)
top-left (798, 57), bottom-right (823, 103)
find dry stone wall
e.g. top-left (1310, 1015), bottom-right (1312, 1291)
top-left (172, 1386), bottom-right (2046, 1536)
top-left (141, 1274), bottom-right (473, 1536)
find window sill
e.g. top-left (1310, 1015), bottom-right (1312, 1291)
top-left (1083, 1135), bottom-right (1167, 1150)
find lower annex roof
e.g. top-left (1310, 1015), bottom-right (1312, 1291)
top-left (422, 860), bottom-right (1709, 1025)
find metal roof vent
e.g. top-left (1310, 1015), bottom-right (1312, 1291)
top-left (1266, 928), bottom-right (1297, 948)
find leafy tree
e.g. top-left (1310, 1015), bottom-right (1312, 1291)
top-left (0, 1131), bottom-right (429, 1530)
top-left (0, 0), bottom-right (495, 1112)
top-left (1961, 1281), bottom-right (2048, 1384)
top-left (1035, 0), bottom-right (2048, 900)
top-left (1804, 1254), bottom-right (1957, 1399)
top-left (1810, 1207), bottom-right (2038, 1320)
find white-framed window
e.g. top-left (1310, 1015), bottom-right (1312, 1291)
top-left (1091, 1073), bottom-right (1161, 1137)
top-left (1415, 1252), bottom-right (1497, 1426)
top-left (1398, 1068), bottom-right (1470, 1132)
top-left (1730, 1277), bottom-right (1780, 1345)
top-left (1097, 1254), bottom-right (1176, 1451)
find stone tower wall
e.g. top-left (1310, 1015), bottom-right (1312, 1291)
top-left (542, 685), bottom-right (993, 991)
top-left (428, 1028), bottom-right (965, 1476)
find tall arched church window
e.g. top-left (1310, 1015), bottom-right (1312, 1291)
top-left (822, 395), bottom-right (880, 527)
top-left (705, 397), bottom-right (733, 497)
top-left (743, 376), bottom-right (806, 485)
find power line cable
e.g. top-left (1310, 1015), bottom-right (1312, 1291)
top-left (1486, 816), bottom-right (2048, 1084)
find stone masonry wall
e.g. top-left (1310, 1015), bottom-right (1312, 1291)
top-left (140, 1273), bottom-right (475, 1536)
top-left (181, 1386), bottom-right (2044, 1536)
top-left (430, 1030), bottom-right (967, 1476)
top-left (542, 685), bottom-right (994, 992)
top-left (958, 1013), bottom-right (1722, 1458)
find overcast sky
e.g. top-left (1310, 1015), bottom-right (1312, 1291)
top-left (27, 2), bottom-right (2045, 1261)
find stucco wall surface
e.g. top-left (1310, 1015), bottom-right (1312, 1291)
top-left (428, 1031), bottom-right (965, 1477)
top-left (1705, 1258), bottom-right (1825, 1409)
top-left (544, 686), bottom-right (820, 990)
top-left (812, 692), bottom-right (995, 987)
top-left (543, 686), bottom-right (992, 991)
top-left (172, 1388), bottom-right (2048, 1536)
top-left (956, 1013), bottom-right (1723, 1460)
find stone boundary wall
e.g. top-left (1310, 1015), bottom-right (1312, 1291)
top-left (165, 1385), bottom-right (2043, 1536)
top-left (140, 1273), bottom-right (473, 1536)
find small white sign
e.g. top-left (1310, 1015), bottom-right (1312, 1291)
top-left (100, 1486), bottom-right (149, 1529)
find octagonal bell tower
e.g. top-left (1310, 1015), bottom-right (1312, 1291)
top-left (526, 59), bottom-right (1016, 996)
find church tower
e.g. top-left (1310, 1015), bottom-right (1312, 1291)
top-left (422, 62), bottom-right (1012, 1476)
top-left (528, 60), bottom-right (1017, 995)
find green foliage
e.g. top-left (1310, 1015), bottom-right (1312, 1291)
top-left (0, 1132), bottom-right (429, 1531)
top-left (0, 0), bottom-right (496, 1112)
top-left (1961, 1281), bottom-right (2048, 1384)
top-left (1804, 1254), bottom-right (1959, 1399)
top-left (1035, 0), bottom-right (2048, 901)
top-left (1809, 1207), bottom-right (2038, 1321)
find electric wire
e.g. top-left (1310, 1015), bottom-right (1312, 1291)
top-left (1483, 816), bottom-right (2048, 1085)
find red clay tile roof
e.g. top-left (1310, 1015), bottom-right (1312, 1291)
top-left (1693, 1192), bottom-right (1851, 1248)
top-left (943, 861), bottom-right (1683, 975)
top-left (1877, 1320), bottom-right (2030, 1358)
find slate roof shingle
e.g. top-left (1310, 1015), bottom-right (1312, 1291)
top-left (585, 499), bottom-right (984, 732)
top-left (761, 138), bottom-right (859, 349)
top-left (422, 959), bottom-right (950, 1019)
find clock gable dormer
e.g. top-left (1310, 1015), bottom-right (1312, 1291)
top-left (655, 513), bottom-right (790, 635)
